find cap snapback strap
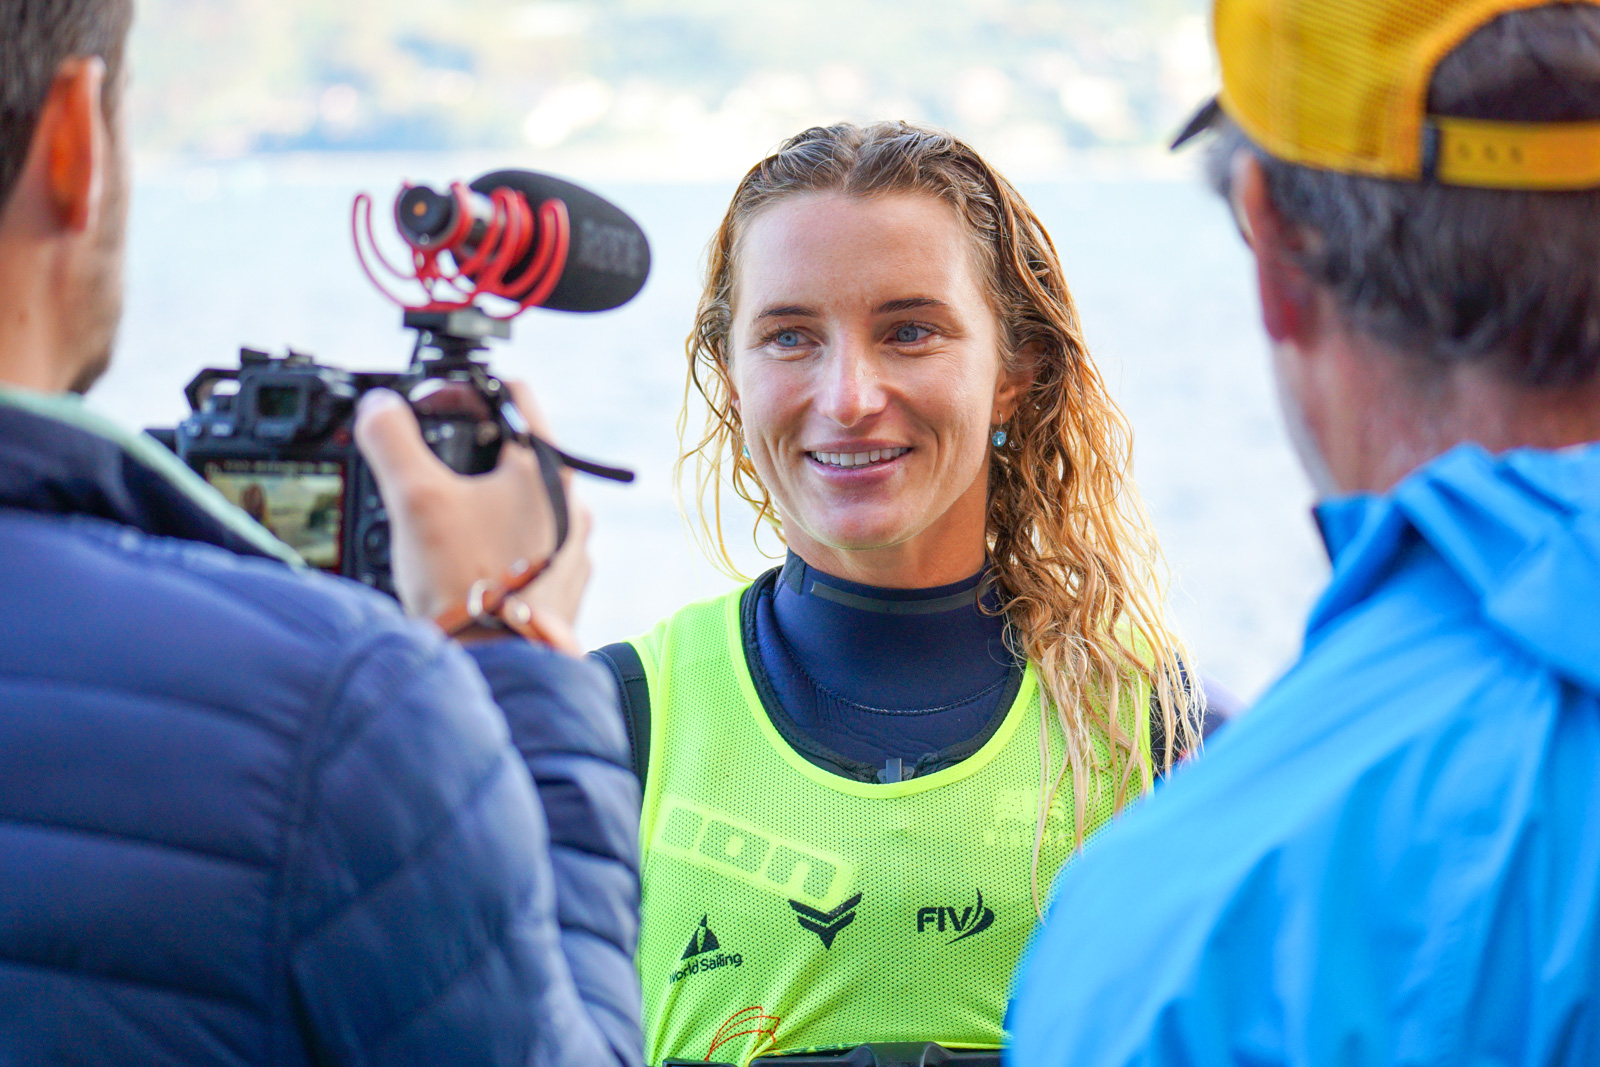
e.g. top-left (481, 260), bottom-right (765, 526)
top-left (1431, 116), bottom-right (1600, 189)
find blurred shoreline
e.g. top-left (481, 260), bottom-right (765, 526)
top-left (130, 0), bottom-right (1217, 171)
top-left (133, 140), bottom-right (1206, 188)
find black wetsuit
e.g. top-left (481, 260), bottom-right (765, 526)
top-left (747, 555), bottom-right (1019, 783)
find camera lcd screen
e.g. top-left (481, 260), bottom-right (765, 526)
top-left (202, 459), bottom-right (344, 571)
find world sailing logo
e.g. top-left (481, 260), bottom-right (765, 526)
top-left (682, 914), bottom-right (721, 959)
top-left (670, 915), bottom-right (742, 983)
top-left (915, 888), bottom-right (995, 944)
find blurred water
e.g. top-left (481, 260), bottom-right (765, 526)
top-left (92, 153), bottom-right (1327, 701)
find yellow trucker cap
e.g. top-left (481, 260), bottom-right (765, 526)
top-left (1172, 0), bottom-right (1600, 189)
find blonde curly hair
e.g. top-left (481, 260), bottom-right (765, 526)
top-left (678, 121), bottom-right (1203, 915)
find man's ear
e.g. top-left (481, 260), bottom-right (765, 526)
top-left (1233, 152), bottom-right (1317, 345)
top-left (42, 56), bottom-right (107, 232)
top-left (993, 341), bottom-right (1040, 422)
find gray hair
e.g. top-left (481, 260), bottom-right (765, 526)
top-left (1205, 3), bottom-right (1600, 388)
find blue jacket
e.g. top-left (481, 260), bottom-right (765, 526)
top-left (1009, 442), bottom-right (1600, 1066)
top-left (0, 388), bottom-right (642, 1065)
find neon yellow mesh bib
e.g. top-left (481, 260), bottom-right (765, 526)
top-left (632, 586), bottom-right (1150, 1065)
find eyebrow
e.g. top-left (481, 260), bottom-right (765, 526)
top-left (755, 297), bottom-right (947, 320)
top-left (756, 304), bottom-right (819, 320)
top-left (876, 297), bottom-right (947, 313)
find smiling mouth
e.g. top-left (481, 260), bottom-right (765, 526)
top-left (806, 447), bottom-right (910, 469)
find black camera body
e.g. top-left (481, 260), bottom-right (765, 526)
top-left (151, 310), bottom-right (514, 595)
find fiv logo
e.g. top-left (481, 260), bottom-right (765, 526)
top-left (916, 888), bottom-right (995, 944)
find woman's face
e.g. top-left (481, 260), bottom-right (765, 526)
top-left (728, 191), bottom-right (1029, 585)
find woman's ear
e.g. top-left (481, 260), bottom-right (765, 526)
top-left (726, 357), bottom-right (742, 417)
top-left (994, 341), bottom-right (1041, 421)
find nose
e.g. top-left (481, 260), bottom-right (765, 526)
top-left (814, 334), bottom-right (887, 428)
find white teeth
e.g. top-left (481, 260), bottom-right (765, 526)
top-left (809, 447), bottom-right (909, 468)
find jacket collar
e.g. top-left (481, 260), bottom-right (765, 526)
top-left (1306, 440), bottom-right (1600, 692)
top-left (0, 385), bottom-right (300, 564)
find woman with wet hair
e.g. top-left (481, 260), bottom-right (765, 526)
top-left (593, 121), bottom-right (1202, 1066)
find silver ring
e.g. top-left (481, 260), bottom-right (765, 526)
top-left (466, 578), bottom-right (493, 623)
top-left (503, 598), bottom-right (532, 628)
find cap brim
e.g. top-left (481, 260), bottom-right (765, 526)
top-left (1169, 96), bottom-right (1222, 151)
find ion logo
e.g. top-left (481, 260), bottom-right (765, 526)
top-left (916, 888), bottom-right (995, 944)
top-left (650, 795), bottom-right (858, 913)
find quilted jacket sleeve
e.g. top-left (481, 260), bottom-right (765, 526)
top-left (281, 621), bottom-right (641, 1067)
top-left (469, 638), bottom-right (644, 1063)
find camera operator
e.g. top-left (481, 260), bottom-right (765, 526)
top-left (0, 2), bottom-right (641, 1064)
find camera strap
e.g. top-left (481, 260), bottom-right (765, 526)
top-left (490, 391), bottom-right (571, 551)
top-left (426, 384), bottom-right (632, 651)
top-left (526, 431), bottom-right (570, 552)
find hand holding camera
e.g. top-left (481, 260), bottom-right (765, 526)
top-left (354, 381), bottom-right (590, 652)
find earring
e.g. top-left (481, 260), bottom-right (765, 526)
top-left (991, 428), bottom-right (1008, 448)
top-left (742, 444), bottom-right (751, 459)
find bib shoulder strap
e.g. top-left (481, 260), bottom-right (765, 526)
top-left (1147, 660), bottom-right (1227, 777)
top-left (590, 642), bottom-right (651, 782)
top-left (588, 584), bottom-right (752, 789)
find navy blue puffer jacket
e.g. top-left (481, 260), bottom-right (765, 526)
top-left (0, 390), bottom-right (642, 1065)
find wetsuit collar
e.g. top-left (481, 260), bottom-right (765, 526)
top-left (779, 553), bottom-right (986, 615)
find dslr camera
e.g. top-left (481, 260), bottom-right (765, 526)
top-left (148, 169), bottom-right (649, 596)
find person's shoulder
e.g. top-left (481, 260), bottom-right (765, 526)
top-left (0, 508), bottom-right (435, 716)
top-left (1015, 448), bottom-right (1600, 1063)
top-left (664, 578), bottom-right (755, 627)
top-left (1317, 442), bottom-right (1600, 696)
top-left (0, 511), bottom-right (493, 1037)
top-left (1127, 569), bottom-right (1568, 879)
top-left (1013, 571), bottom-right (1599, 1063)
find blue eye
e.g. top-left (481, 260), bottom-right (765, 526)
top-left (894, 324), bottom-right (929, 344)
top-left (774, 329), bottom-right (803, 348)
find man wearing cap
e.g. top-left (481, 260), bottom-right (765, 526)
top-left (1009, 2), bottom-right (1600, 1063)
